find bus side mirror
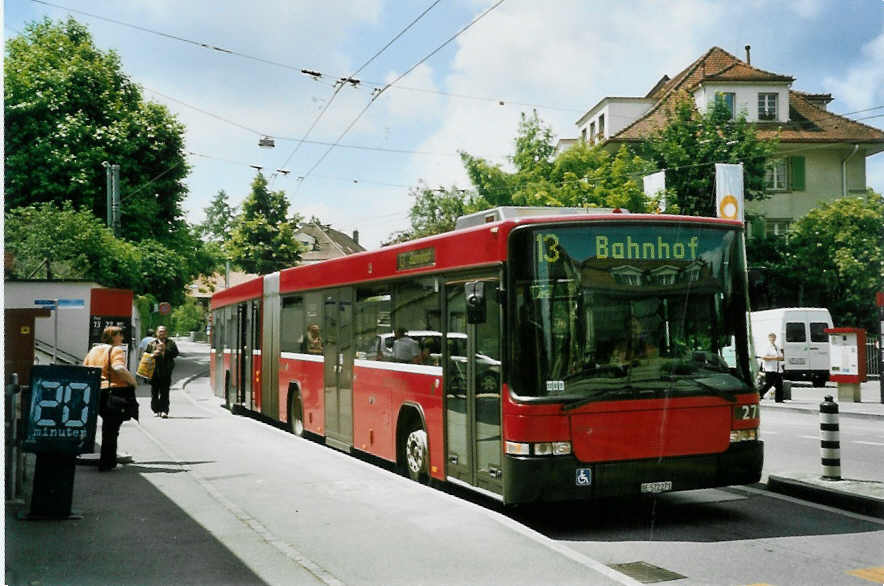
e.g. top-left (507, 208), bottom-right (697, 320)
top-left (465, 281), bottom-right (486, 324)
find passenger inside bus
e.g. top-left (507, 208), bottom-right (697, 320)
top-left (392, 328), bottom-right (420, 362)
top-left (302, 323), bottom-right (323, 354)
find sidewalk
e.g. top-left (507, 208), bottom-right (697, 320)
top-left (761, 380), bottom-right (884, 518)
top-left (5, 357), bottom-right (883, 584)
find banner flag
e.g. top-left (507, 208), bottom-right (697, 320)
top-left (643, 170), bottom-right (666, 212)
top-left (715, 163), bottom-right (744, 222)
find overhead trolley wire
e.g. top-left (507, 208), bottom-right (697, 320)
top-left (295, 0), bottom-right (507, 189)
top-left (273, 0), bottom-right (443, 184)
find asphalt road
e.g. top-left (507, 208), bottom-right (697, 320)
top-left (143, 342), bottom-right (884, 585)
top-left (760, 407), bottom-right (884, 483)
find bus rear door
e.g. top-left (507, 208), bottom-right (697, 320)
top-left (323, 288), bottom-right (354, 451)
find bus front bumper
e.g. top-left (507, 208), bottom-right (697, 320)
top-left (502, 441), bottom-right (763, 505)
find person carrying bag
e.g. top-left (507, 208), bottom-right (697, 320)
top-left (83, 325), bottom-right (138, 471)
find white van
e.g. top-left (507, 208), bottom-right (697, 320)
top-left (750, 307), bottom-right (833, 387)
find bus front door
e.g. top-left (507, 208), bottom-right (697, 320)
top-left (323, 288), bottom-right (354, 451)
top-left (445, 280), bottom-right (502, 496)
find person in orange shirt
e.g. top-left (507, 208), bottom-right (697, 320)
top-left (83, 325), bottom-right (137, 471)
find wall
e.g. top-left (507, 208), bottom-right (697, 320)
top-left (693, 83), bottom-right (789, 123)
top-left (4, 281), bottom-right (98, 361)
top-left (745, 146), bottom-right (867, 221)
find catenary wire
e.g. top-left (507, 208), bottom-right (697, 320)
top-left (272, 0), bottom-right (443, 184)
top-left (294, 0), bottom-right (507, 190)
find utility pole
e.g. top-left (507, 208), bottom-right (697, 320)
top-left (104, 161), bottom-right (112, 227)
top-left (103, 162), bottom-right (121, 235)
top-left (111, 164), bottom-right (121, 236)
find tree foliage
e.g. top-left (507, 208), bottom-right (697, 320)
top-left (200, 189), bottom-right (235, 242)
top-left (4, 17), bottom-right (190, 244)
top-left (4, 202), bottom-right (214, 305)
top-left (749, 191), bottom-right (884, 331)
top-left (227, 173), bottom-right (302, 273)
top-left (638, 91), bottom-right (777, 216)
top-left (392, 111), bottom-right (661, 242)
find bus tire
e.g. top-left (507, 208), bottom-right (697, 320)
top-left (404, 426), bottom-right (429, 484)
top-left (288, 388), bottom-right (304, 437)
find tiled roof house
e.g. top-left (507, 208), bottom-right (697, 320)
top-left (294, 223), bottom-right (365, 265)
top-left (566, 46), bottom-right (884, 237)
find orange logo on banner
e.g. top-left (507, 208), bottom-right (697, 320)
top-left (718, 195), bottom-right (739, 219)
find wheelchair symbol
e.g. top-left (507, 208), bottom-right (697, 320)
top-left (576, 468), bottom-right (592, 486)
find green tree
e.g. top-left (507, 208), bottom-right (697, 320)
top-left (200, 189), bottom-right (236, 242)
top-left (171, 298), bottom-right (206, 335)
top-left (393, 111), bottom-right (660, 242)
top-left (385, 183), bottom-right (475, 244)
top-left (779, 191), bottom-right (884, 332)
top-left (638, 91), bottom-right (777, 216)
top-left (5, 17), bottom-right (189, 244)
top-left (228, 173), bottom-right (302, 273)
top-left (462, 112), bottom-right (657, 210)
top-left (4, 202), bottom-right (214, 305)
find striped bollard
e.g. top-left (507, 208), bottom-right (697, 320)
top-left (820, 395), bottom-right (841, 480)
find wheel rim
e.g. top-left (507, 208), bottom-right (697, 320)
top-left (406, 429), bottom-right (428, 480)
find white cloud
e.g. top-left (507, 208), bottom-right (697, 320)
top-left (401, 0), bottom-right (730, 194)
top-left (823, 29), bottom-right (884, 111)
top-left (786, 0), bottom-right (825, 19)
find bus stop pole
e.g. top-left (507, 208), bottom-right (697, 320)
top-left (53, 299), bottom-right (58, 364)
top-left (877, 292), bottom-right (884, 403)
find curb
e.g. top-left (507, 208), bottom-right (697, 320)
top-left (179, 369), bottom-right (210, 391)
top-left (766, 475), bottom-right (884, 519)
top-left (762, 404), bottom-right (884, 421)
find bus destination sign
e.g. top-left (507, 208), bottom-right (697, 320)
top-left (397, 247), bottom-right (435, 271)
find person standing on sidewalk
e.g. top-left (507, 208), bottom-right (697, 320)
top-left (83, 325), bottom-right (138, 471)
top-left (758, 332), bottom-right (785, 402)
top-left (147, 326), bottom-right (179, 418)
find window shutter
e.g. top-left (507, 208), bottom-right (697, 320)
top-left (789, 156), bottom-right (805, 191)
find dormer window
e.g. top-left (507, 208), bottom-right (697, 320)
top-left (715, 92), bottom-right (736, 119)
top-left (758, 93), bottom-right (777, 121)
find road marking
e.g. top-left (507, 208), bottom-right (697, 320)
top-left (847, 566), bottom-right (884, 583)
top-left (798, 435), bottom-right (819, 440)
top-left (735, 485), bottom-right (884, 526)
top-left (852, 440), bottom-right (884, 446)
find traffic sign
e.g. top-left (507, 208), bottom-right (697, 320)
top-left (57, 298), bottom-right (85, 308)
top-left (158, 302), bottom-right (172, 315)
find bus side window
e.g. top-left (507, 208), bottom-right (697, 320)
top-left (281, 296), bottom-right (305, 353)
top-left (356, 287), bottom-right (392, 360)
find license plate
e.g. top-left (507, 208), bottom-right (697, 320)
top-left (641, 481), bottom-right (672, 494)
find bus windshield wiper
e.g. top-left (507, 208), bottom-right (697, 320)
top-left (662, 374), bottom-right (741, 403)
top-left (561, 387), bottom-right (633, 412)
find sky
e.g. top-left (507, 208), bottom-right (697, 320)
top-left (5, 0), bottom-right (884, 249)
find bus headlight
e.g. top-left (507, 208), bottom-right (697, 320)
top-left (729, 429), bottom-right (758, 442)
top-left (505, 441), bottom-right (572, 456)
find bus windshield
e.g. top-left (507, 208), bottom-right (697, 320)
top-left (510, 223), bottom-right (754, 401)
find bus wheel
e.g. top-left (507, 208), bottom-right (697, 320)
top-left (288, 393), bottom-right (304, 437)
top-left (404, 427), bottom-right (429, 484)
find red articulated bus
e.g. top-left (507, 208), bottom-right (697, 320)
top-left (210, 207), bottom-right (762, 504)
